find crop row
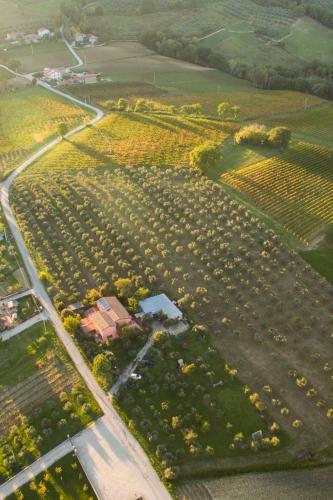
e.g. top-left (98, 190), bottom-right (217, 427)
top-left (222, 142), bottom-right (333, 244)
top-left (0, 88), bottom-right (90, 178)
top-left (267, 104), bottom-right (333, 146)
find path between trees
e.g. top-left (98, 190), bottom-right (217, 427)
top-left (0, 36), bottom-right (171, 500)
top-left (200, 26), bottom-right (255, 40)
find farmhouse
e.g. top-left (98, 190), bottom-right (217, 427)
top-left (87, 34), bottom-right (98, 45)
top-left (74, 32), bottom-right (86, 44)
top-left (43, 66), bottom-right (69, 81)
top-left (138, 293), bottom-right (183, 320)
top-left (80, 296), bottom-right (139, 343)
top-left (37, 27), bottom-right (52, 39)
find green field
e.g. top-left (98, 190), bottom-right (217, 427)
top-left (5, 41), bottom-right (76, 73)
top-left (301, 248), bottom-right (333, 284)
top-left (8, 453), bottom-right (96, 499)
top-left (202, 15), bottom-right (333, 67)
top-left (0, 0), bottom-right (58, 32)
top-left (285, 17), bottom-right (333, 64)
top-left (0, 86), bottom-right (90, 179)
top-left (266, 103), bottom-right (333, 149)
top-left (0, 321), bottom-right (101, 482)
top-left (74, 42), bottom-right (323, 118)
top-left (222, 141), bottom-right (333, 245)
top-left (202, 30), bottom-right (297, 68)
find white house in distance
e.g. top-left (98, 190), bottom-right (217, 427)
top-left (37, 27), bottom-right (52, 39)
top-left (43, 66), bottom-right (69, 82)
top-left (73, 32), bottom-right (98, 46)
top-left (138, 293), bottom-right (183, 320)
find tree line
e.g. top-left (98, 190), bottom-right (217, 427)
top-left (140, 31), bottom-right (229, 71)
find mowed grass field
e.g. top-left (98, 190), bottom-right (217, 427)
top-left (10, 165), bottom-right (333, 473)
top-left (24, 111), bottom-right (237, 173)
top-left (266, 103), bottom-right (333, 149)
top-left (222, 141), bottom-right (333, 245)
top-left (202, 30), bottom-right (297, 68)
top-left (74, 42), bottom-right (322, 118)
top-left (0, 321), bottom-right (101, 482)
top-left (0, 86), bottom-right (90, 179)
top-left (0, 0), bottom-right (58, 33)
top-left (6, 41), bottom-right (76, 73)
top-left (285, 17), bottom-right (333, 64)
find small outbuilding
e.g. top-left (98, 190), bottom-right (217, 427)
top-left (139, 293), bottom-right (183, 320)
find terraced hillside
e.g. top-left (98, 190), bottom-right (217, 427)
top-left (0, 86), bottom-right (90, 179)
top-left (222, 142), bottom-right (333, 245)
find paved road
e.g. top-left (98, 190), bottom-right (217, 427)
top-left (0, 288), bottom-right (34, 302)
top-left (0, 41), bottom-right (170, 500)
top-left (0, 313), bottom-right (47, 341)
top-left (0, 440), bottom-right (72, 500)
top-left (60, 26), bottom-right (84, 68)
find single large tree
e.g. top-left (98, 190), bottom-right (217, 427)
top-left (189, 141), bottom-right (222, 172)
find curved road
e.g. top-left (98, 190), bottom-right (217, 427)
top-left (0, 41), bottom-right (171, 500)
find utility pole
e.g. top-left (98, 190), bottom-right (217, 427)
top-left (153, 71), bottom-right (156, 84)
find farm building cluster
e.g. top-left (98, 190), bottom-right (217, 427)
top-left (78, 293), bottom-right (186, 343)
top-left (42, 67), bottom-right (100, 85)
top-left (72, 32), bottom-right (99, 46)
top-left (5, 27), bottom-right (53, 45)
